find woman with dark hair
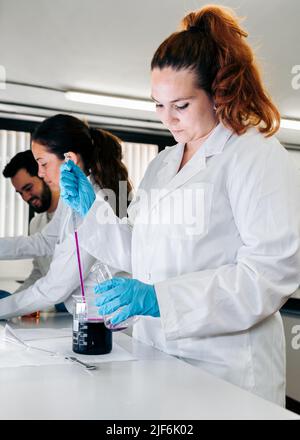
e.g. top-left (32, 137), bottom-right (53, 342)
top-left (60, 6), bottom-right (300, 405)
top-left (32, 114), bottom-right (132, 217)
top-left (0, 114), bottom-right (132, 319)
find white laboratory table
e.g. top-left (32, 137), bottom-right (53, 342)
top-left (0, 313), bottom-right (298, 420)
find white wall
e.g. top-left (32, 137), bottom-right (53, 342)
top-left (0, 259), bottom-right (33, 293)
top-left (0, 259), bottom-right (33, 279)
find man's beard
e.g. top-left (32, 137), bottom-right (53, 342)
top-left (28, 182), bottom-right (52, 213)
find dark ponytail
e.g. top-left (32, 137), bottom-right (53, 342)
top-left (89, 128), bottom-right (133, 216)
top-left (151, 5), bottom-right (280, 137)
top-left (32, 114), bottom-right (132, 216)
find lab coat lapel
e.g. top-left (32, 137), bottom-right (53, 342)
top-left (149, 124), bottom-right (233, 212)
top-left (155, 143), bottom-right (185, 186)
top-left (149, 143), bottom-right (185, 211)
top-left (149, 149), bottom-right (206, 212)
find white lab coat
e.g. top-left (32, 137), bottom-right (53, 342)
top-left (14, 211), bottom-right (54, 293)
top-left (0, 186), bottom-right (118, 319)
top-left (78, 123), bottom-right (300, 405)
top-left (0, 199), bottom-right (62, 261)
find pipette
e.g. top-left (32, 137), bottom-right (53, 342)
top-left (64, 154), bottom-right (86, 302)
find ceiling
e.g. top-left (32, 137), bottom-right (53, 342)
top-left (0, 0), bottom-right (299, 143)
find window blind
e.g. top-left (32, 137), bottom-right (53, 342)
top-left (122, 142), bottom-right (158, 191)
top-left (0, 130), bottom-right (31, 237)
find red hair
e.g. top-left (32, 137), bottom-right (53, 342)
top-left (151, 5), bottom-right (280, 137)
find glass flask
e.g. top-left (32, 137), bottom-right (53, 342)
top-left (72, 295), bottom-right (112, 355)
top-left (91, 262), bottom-right (136, 332)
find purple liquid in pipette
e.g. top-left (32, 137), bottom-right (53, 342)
top-left (64, 155), bottom-right (86, 301)
top-left (74, 229), bottom-right (85, 300)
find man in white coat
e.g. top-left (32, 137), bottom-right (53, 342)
top-left (0, 150), bottom-right (59, 304)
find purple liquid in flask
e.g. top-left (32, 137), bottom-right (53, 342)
top-left (72, 295), bottom-right (112, 355)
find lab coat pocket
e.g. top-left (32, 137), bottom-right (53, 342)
top-left (158, 182), bottom-right (214, 240)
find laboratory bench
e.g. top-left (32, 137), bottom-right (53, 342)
top-left (0, 313), bottom-right (299, 420)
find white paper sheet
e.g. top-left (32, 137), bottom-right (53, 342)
top-left (0, 324), bottom-right (136, 368)
top-left (11, 327), bottom-right (72, 341)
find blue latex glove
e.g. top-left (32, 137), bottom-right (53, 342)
top-left (60, 160), bottom-right (95, 217)
top-left (94, 277), bottom-right (160, 326)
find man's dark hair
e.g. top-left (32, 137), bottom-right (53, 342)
top-left (2, 150), bottom-right (38, 178)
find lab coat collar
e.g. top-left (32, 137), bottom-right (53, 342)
top-left (201, 123), bottom-right (233, 157)
top-left (150, 124), bottom-right (233, 211)
top-left (161, 123), bottom-right (233, 165)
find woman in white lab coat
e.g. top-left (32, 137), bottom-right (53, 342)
top-left (0, 114), bottom-right (132, 319)
top-left (60, 6), bottom-right (300, 405)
